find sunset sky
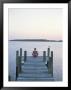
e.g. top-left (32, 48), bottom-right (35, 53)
top-left (8, 8), bottom-right (63, 40)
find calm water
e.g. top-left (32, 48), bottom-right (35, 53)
top-left (8, 41), bottom-right (62, 81)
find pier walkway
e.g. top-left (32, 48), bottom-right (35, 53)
top-left (17, 56), bottom-right (54, 81)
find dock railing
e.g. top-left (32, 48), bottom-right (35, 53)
top-left (43, 47), bottom-right (53, 76)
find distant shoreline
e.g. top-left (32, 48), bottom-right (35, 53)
top-left (9, 39), bottom-right (63, 42)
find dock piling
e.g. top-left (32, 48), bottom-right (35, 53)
top-left (43, 51), bottom-right (46, 62)
top-left (16, 66), bottom-right (18, 80)
top-left (51, 51), bottom-right (53, 76)
top-left (18, 56), bottom-right (21, 73)
top-left (20, 48), bottom-right (22, 60)
top-left (16, 50), bottom-right (22, 80)
top-left (19, 48), bottom-right (22, 72)
top-left (16, 50), bottom-right (19, 79)
top-left (48, 51), bottom-right (53, 76)
top-left (24, 51), bottom-right (27, 62)
top-left (47, 47), bottom-right (50, 57)
top-left (46, 47), bottom-right (50, 67)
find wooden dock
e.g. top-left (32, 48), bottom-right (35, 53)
top-left (9, 48), bottom-right (54, 81)
top-left (17, 56), bottom-right (54, 81)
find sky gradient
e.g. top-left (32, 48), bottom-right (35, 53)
top-left (8, 8), bottom-right (63, 40)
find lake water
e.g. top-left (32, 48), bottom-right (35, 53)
top-left (8, 41), bottom-right (62, 81)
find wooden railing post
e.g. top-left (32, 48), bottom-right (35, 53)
top-left (48, 51), bottom-right (53, 77)
top-left (51, 51), bottom-right (53, 76)
top-left (47, 47), bottom-right (50, 57)
top-left (16, 66), bottom-right (18, 80)
top-left (20, 48), bottom-right (22, 60)
top-left (19, 48), bottom-right (22, 72)
top-left (46, 47), bottom-right (50, 68)
top-left (24, 51), bottom-right (27, 62)
top-left (16, 50), bottom-right (19, 80)
top-left (18, 56), bottom-right (21, 73)
top-left (43, 51), bottom-right (46, 62)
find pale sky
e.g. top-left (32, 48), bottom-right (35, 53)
top-left (8, 8), bottom-right (63, 40)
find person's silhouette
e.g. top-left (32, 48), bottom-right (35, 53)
top-left (32, 48), bottom-right (38, 57)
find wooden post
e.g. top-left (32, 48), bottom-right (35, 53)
top-left (20, 48), bottom-right (22, 59)
top-left (51, 51), bottom-right (53, 59)
top-left (16, 50), bottom-right (19, 65)
top-left (16, 50), bottom-right (19, 80)
top-left (24, 51), bottom-right (27, 62)
top-left (47, 47), bottom-right (50, 57)
top-left (46, 47), bottom-right (50, 68)
top-left (16, 66), bottom-right (18, 80)
top-left (19, 48), bottom-right (22, 72)
top-left (43, 51), bottom-right (46, 62)
top-left (18, 56), bottom-right (21, 73)
top-left (51, 51), bottom-right (53, 76)
top-left (48, 51), bottom-right (53, 77)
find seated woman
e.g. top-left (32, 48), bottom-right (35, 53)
top-left (32, 48), bottom-right (38, 57)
